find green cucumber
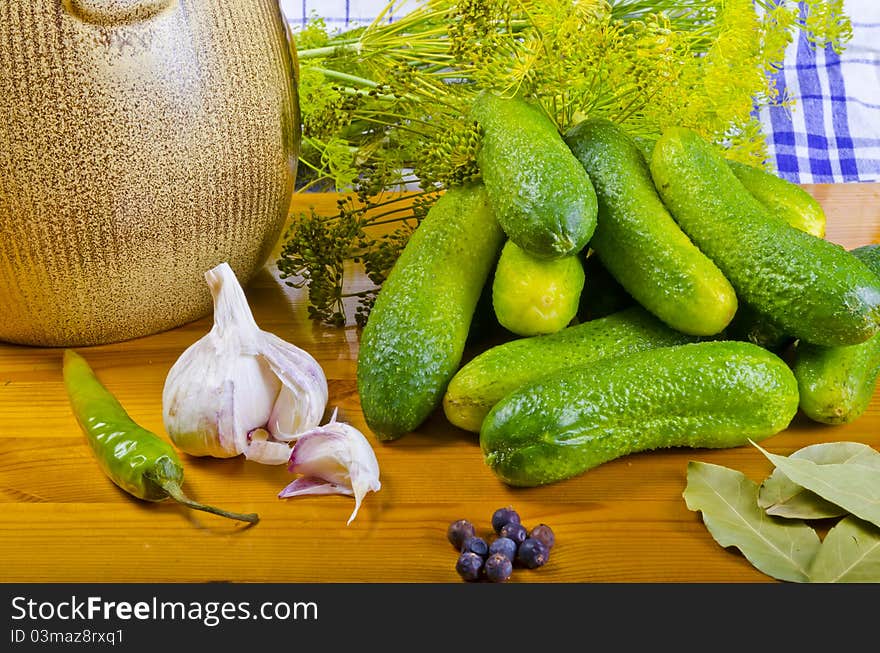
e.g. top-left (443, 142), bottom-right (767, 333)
top-left (357, 184), bottom-right (504, 441)
top-left (442, 305), bottom-right (698, 433)
top-left (491, 240), bottom-right (585, 337)
top-left (728, 160), bottom-right (826, 238)
top-left (793, 244), bottom-right (880, 424)
top-left (471, 92), bottom-right (597, 259)
top-left (565, 118), bottom-right (737, 336)
top-left (650, 127), bottom-right (880, 347)
top-left (480, 341), bottom-right (799, 487)
top-left (724, 161), bottom-right (826, 352)
top-left (852, 244), bottom-right (880, 285)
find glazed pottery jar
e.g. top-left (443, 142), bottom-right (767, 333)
top-left (0, 0), bottom-right (300, 346)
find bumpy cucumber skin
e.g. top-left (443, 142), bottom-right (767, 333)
top-left (728, 160), bottom-right (826, 238)
top-left (650, 127), bottom-right (880, 347)
top-left (565, 118), bottom-right (737, 336)
top-left (480, 341), bottom-right (799, 487)
top-left (471, 92), bottom-right (597, 259)
top-left (443, 305), bottom-right (698, 433)
top-left (852, 244), bottom-right (880, 279)
top-left (794, 245), bottom-right (880, 424)
top-left (724, 161), bottom-right (824, 351)
top-left (357, 184), bottom-right (504, 441)
top-left (491, 240), bottom-right (585, 337)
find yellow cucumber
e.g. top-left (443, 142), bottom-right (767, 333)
top-left (491, 240), bottom-right (585, 337)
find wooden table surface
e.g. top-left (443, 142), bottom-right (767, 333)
top-left (2, 184), bottom-right (879, 584)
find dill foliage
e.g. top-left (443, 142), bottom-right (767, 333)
top-left (278, 0), bottom-right (851, 326)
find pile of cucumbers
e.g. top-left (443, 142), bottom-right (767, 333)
top-left (356, 92), bottom-right (880, 488)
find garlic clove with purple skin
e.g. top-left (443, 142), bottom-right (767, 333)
top-left (263, 331), bottom-right (329, 441)
top-left (278, 412), bottom-right (381, 525)
top-left (162, 262), bottom-right (329, 465)
top-left (277, 477), bottom-right (354, 498)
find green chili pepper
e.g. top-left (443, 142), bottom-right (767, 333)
top-left (62, 349), bottom-right (259, 524)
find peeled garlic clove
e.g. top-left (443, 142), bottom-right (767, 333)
top-left (162, 262), bottom-right (329, 464)
top-left (278, 415), bottom-right (381, 525)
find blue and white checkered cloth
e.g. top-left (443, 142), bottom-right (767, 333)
top-left (758, 0), bottom-right (880, 183)
top-left (282, 0), bottom-right (880, 184)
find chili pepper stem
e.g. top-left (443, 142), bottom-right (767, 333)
top-left (158, 480), bottom-right (260, 524)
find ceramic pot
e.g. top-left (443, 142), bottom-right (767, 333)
top-left (0, 0), bottom-right (300, 346)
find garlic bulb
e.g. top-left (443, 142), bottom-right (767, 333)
top-left (279, 410), bottom-right (381, 525)
top-left (162, 262), bottom-right (328, 465)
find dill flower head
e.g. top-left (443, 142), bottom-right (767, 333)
top-left (283, 0), bottom-right (853, 326)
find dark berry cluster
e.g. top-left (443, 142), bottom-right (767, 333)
top-left (448, 506), bottom-right (555, 582)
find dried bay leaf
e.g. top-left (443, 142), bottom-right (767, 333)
top-left (754, 443), bottom-right (880, 530)
top-left (684, 461), bottom-right (821, 583)
top-left (808, 516), bottom-right (880, 583)
top-left (758, 442), bottom-right (880, 520)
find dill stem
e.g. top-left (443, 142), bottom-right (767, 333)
top-left (296, 41), bottom-right (362, 59)
top-left (301, 135), bottom-right (357, 153)
top-left (371, 19), bottom-right (449, 42)
top-left (306, 190), bottom-right (434, 224)
top-left (613, 87), bottom-right (650, 125)
top-left (341, 290), bottom-right (376, 299)
top-left (423, 67), bottom-right (473, 78)
top-left (367, 215), bottom-right (419, 228)
top-left (295, 156), bottom-right (330, 183)
top-left (362, 4), bottom-right (448, 39)
top-left (397, 80), bottom-right (463, 113)
top-left (354, 190), bottom-right (433, 212)
top-left (318, 205), bottom-right (415, 227)
top-left (310, 66), bottom-right (379, 88)
top-left (355, 115), bottom-right (427, 138)
top-left (364, 0), bottom-right (396, 31)
top-left (338, 86), bottom-right (402, 102)
top-left (355, 109), bottom-right (441, 130)
top-left (375, 48), bottom-right (456, 63)
top-left (363, 205), bottom-right (419, 224)
top-left (296, 176), bottom-right (333, 193)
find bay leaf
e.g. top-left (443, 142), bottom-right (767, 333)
top-left (758, 442), bottom-right (880, 520)
top-left (684, 461), bottom-right (821, 583)
top-left (808, 515), bottom-right (880, 583)
top-left (753, 442), bottom-right (880, 530)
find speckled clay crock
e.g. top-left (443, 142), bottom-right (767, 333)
top-left (0, 0), bottom-right (300, 346)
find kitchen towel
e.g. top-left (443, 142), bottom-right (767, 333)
top-left (758, 0), bottom-right (880, 183)
top-left (281, 0), bottom-right (880, 183)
